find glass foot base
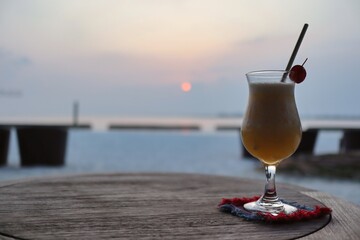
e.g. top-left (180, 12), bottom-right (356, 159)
top-left (244, 200), bottom-right (298, 216)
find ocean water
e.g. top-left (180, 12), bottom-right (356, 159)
top-left (2, 128), bottom-right (359, 205)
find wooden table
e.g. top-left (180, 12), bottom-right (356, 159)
top-left (0, 173), bottom-right (358, 240)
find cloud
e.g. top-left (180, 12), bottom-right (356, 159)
top-left (0, 48), bottom-right (32, 81)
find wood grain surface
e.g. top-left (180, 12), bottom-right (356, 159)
top-left (300, 191), bottom-right (360, 240)
top-left (0, 173), bottom-right (339, 240)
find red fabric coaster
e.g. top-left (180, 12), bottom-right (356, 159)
top-left (218, 196), bottom-right (332, 223)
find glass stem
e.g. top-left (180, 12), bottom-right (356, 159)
top-left (261, 165), bottom-right (280, 204)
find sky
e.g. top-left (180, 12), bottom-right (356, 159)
top-left (0, 0), bottom-right (360, 119)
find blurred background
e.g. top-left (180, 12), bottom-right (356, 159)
top-left (0, 0), bottom-right (359, 204)
top-left (1, 0), bottom-right (359, 118)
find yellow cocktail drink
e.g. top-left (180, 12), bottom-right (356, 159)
top-left (238, 24), bottom-right (308, 215)
top-left (241, 82), bottom-right (302, 165)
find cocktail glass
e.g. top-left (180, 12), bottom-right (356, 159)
top-left (241, 70), bottom-right (302, 215)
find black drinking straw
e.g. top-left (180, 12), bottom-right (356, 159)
top-left (281, 23), bottom-right (309, 82)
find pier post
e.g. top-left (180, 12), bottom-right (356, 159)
top-left (17, 126), bottom-right (68, 166)
top-left (0, 127), bottom-right (10, 166)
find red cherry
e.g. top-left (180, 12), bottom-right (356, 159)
top-left (289, 65), bottom-right (307, 83)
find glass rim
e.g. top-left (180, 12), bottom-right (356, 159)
top-left (246, 70), bottom-right (289, 76)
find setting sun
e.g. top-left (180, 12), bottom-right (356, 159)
top-left (181, 82), bottom-right (192, 92)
